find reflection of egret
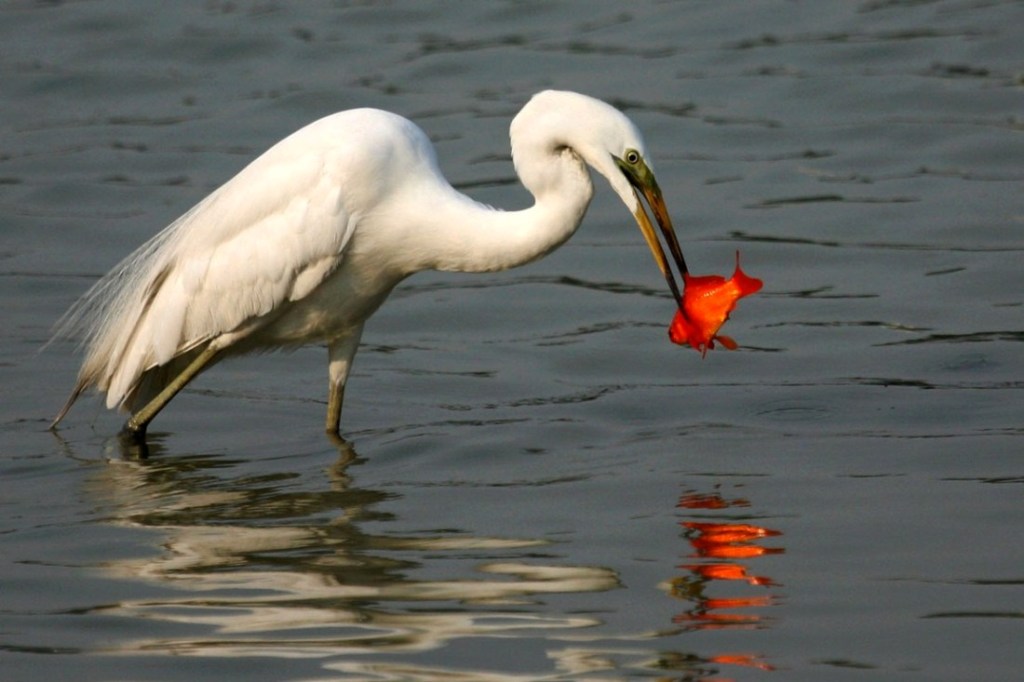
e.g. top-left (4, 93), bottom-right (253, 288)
top-left (51, 90), bottom-right (687, 438)
top-left (83, 440), bottom-right (621, 664)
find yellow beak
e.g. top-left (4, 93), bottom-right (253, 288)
top-left (618, 156), bottom-right (688, 309)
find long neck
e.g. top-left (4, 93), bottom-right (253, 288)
top-left (409, 147), bottom-right (595, 274)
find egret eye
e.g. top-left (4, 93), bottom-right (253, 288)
top-left (624, 150), bottom-right (641, 165)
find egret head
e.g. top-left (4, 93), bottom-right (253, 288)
top-left (612, 143), bottom-right (689, 308)
top-left (514, 90), bottom-right (688, 308)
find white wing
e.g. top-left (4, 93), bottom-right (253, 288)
top-left (58, 117), bottom-right (359, 410)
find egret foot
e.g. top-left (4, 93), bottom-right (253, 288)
top-left (117, 424), bottom-right (150, 459)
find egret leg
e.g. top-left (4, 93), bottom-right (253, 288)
top-left (325, 326), bottom-right (363, 436)
top-left (325, 384), bottom-right (345, 436)
top-left (124, 343), bottom-right (222, 437)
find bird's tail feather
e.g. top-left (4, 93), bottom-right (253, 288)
top-left (50, 343), bottom-right (216, 428)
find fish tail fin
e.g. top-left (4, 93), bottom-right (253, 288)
top-left (733, 251), bottom-right (764, 295)
top-left (716, 335), bottom-right (739, 350)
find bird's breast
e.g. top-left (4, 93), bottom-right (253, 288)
top-left (248, 253), bottom-right (404, 347)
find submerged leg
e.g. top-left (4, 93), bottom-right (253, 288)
top-left (325, 326), bottom-right (364, 436)
top-left (325, 384), bottom-right (346, 436)
top-left (123, 343), bottom-right (222, 437)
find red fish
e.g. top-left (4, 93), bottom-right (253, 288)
top-left (669, 251), bottom-right (762, 356)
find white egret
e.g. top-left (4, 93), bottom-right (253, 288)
top-left (51, 90), bottom-right (689, 439)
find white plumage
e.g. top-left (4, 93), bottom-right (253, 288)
top-left (52, 90), bottom-right (687, 438)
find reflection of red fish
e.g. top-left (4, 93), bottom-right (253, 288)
top-left (684, 522), bottom-right (782, 542)
top-left (684, 521), bottom-right (784, 560)
top-left (677, 492), bottom-right (750, 510)
top-left (681, 562), bottom-right (779, 587)
top-left (669, 251), bottom-right (763, 356)
top-left (710, 653), bottom-right (776, 672)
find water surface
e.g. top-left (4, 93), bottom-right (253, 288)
top-left (2, 1), bottom-right (1022, 680)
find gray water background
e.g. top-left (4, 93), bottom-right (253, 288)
top-left (1, 1), bottom-right (1022, 680)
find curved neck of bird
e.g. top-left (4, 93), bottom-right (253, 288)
top-left (414, 145), bottom-right (595, 274)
